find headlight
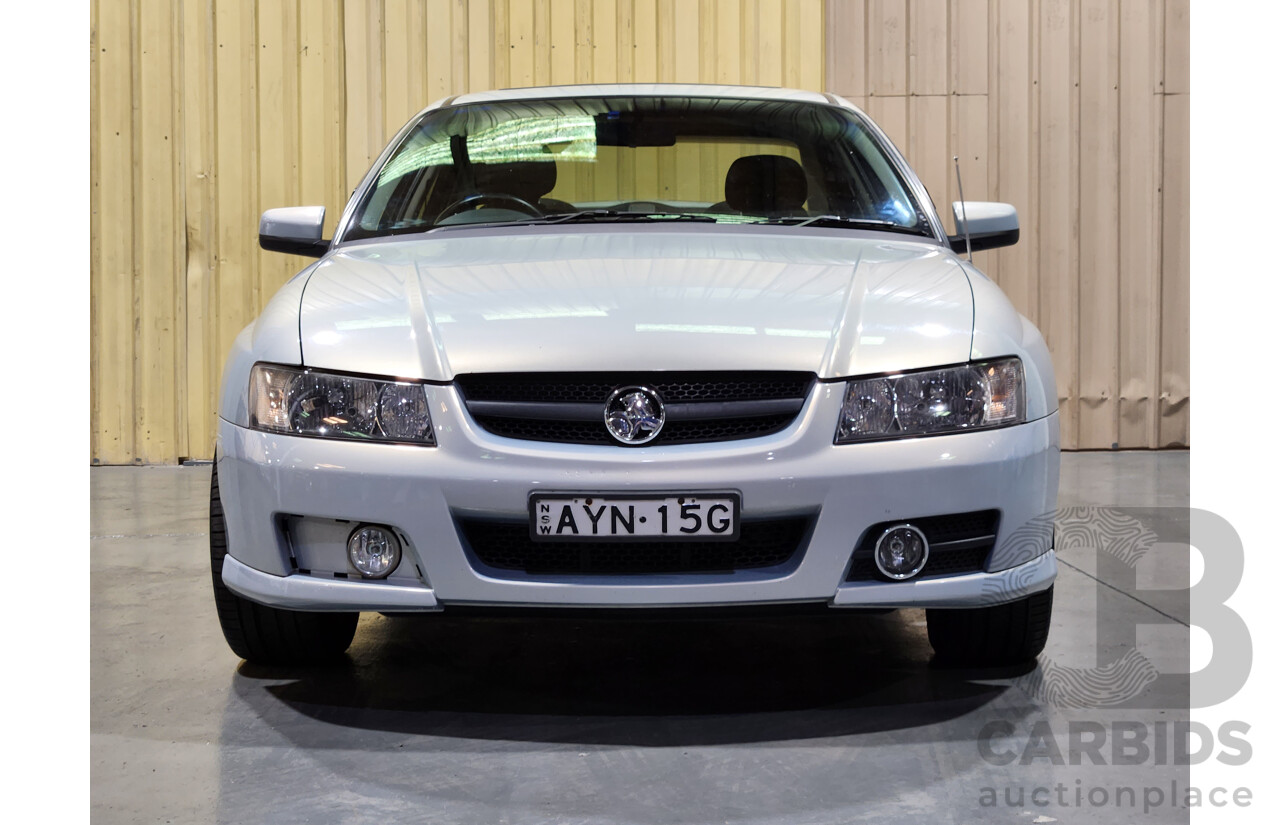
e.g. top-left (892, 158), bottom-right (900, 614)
top-left (835, 358), bottom-right (1024, 443)
top-left (249, 364), bottom-right (435, 445)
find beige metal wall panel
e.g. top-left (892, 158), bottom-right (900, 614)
top-left (1117, 0), bottom-right (1164, 449)
top-left (1159, 0), bottom-right (1189, 446)
top-left (825, 0), bottom-right (1190, 449)
top-left (1076, 0), bottom-right (1121, 450)
top-left (1036, 0), bottom-right (1079, 449)
top-left (91, 0), bottom-right (137, 464)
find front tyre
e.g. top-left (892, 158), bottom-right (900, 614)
top-left (926, 587), bottom-right (1053, 667)
top-left (209, 458), bottom-right (358, 665)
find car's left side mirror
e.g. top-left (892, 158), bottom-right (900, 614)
top-left (948, 201), bottom-right (1019, 253)
top-left (259, 206), bottom-right (330, 257)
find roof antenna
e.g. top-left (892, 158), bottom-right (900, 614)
top-left (953, 155), bottom-right (973, 263)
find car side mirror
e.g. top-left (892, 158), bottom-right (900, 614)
top-left (259, 206), bottom-right (330, 257)
top-left (948, 201), bottom-right (1019, 253)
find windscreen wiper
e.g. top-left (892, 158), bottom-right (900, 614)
top-left (757, 215), bottom-right (931, 236)
top-left (509, 210), bottom-right (719, 226)
top-left (424, 210), bottom-right (720, 234)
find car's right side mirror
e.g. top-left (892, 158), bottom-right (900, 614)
top-left (948, 201), bottom-right (1019, 253)
top-left (259, 206), bottom-right (330, 257)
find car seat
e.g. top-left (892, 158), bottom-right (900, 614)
top-left (708, 154), bottom-right (808, 217)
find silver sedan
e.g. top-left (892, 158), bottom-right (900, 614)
top-left (212, 84), bottom-right (1059, 667)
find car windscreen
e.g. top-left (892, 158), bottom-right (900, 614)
top-left (343, 96), bottom-right (932, 241)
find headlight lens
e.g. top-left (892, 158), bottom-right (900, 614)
top-left (836, 358), bottom-right (1024, 443)
top-left (249, 364), bottom-right (435, 445)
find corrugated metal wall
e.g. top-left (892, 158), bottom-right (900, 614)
top-left (89, 0), bottom-right (823, 464)
top-left (89, 0), bottom-right (1186, 463)
top-left (826, 0), bottom-right (1189, 449)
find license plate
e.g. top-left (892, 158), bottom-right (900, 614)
top-left (529, 493), bottom-right (741, 541)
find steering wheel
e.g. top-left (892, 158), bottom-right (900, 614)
top-left (436, 193), bottom-right (543, 221)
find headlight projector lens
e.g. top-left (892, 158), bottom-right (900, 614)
top-left (874, 524), bottom-right (929, 580)
top-left (347, 525), bottom-right (402, 579)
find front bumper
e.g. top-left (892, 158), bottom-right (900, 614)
top-left (221, 548), bottom-right (1057, 612)
top-left (216, 382), bottom-right (1059, 611)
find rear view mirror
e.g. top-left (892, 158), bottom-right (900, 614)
top-left (594, 112), bottom-right (677, 147)
top-left (949, 201), bottom-right (1019, 253)
top-left (259, 206), bottom-right (329, 257)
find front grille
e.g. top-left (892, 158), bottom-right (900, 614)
top-left (457, 373), bottom-right (813, 404)
top-left (845, 510), bottom-right (1000, 582)
top-left (455, 371), bottom-right (814, 446)
top-left (473, 413), bottom-right (799, 445)
top-left (459, 516), bottom-right (813, 575)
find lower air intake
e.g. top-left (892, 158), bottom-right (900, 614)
top-left (459, 515), bottom-right (813, 575)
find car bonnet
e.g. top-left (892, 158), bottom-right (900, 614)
top-left (296, 228), bottom-right (974, 382)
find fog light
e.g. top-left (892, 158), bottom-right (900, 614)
top-left (347, 525), bottom-right (401, 578)
top-left (874, 524), bottom-right (929, 580)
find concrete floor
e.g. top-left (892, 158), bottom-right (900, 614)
top-left (92, 452), bottom-right (1190, 824)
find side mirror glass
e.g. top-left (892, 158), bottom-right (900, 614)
top-left (259, 206), bottom-right (329, 257)
top-left (949, 201), bottom-right (1019, 253)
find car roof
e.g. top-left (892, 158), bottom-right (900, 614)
top-left (446, 83), bottom-right (833, 107)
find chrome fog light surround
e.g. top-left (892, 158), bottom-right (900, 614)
top-left (347, 524), bottom-right (402, 579)
top-left (874, 524), bottom-right (930, 580)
